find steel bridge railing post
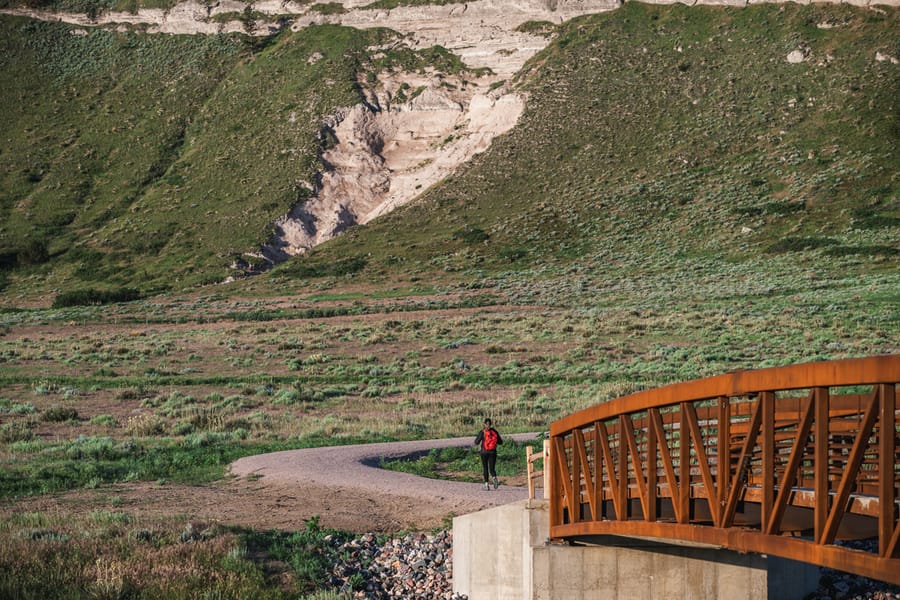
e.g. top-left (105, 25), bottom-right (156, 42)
top-left (878, 383), bottom-right (896, 557)
top-left (815, 386), bottom-right (830, 543)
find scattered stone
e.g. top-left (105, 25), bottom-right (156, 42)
top-left (326, 530), bottom-right (466, 599)
top-left (787, 48), bottom-right (809, 63)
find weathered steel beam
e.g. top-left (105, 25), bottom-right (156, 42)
top-left (550, 356), bottom-right (900, 436)
top-left (821, 391), bottom-right (879, 545)
top-left (766, 391), bottom-right (815, 535)
top-left (878, 383), bottom-right (897, 557)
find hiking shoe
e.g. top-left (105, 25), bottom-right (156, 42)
top-left (483, 482), bottom-right (490, 491)
top-left (493, 476), bottom-right (499, 490)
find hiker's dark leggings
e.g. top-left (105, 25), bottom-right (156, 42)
top-left (481, 452), bottom-right (497, 482)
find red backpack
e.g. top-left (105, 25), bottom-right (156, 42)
top-left (483, 429), bottom-right (498, 451)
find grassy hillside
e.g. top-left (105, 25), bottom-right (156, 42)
top-left (3, 4), bottom-right (895, 305)
top-left (309, 3), bottom-right (898, 272)
top-left (287, 2), bottom-right (899, 376)
top-left (0, 3), bottom-right (895, 366)
top-left (0, 17), bottom-right (474, 299)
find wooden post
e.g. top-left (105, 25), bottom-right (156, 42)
top-left (543, 439), bottom-right (550, 500)
top-left (527, 445), bottom-right (536, 500)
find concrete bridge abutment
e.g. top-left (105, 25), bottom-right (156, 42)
top-left (453, 499), bottom-right (820, 600)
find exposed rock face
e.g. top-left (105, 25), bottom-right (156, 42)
top-left (261, 69), bottom-right (524, 261)
top-left (253, 2), bottom-right (565, 263)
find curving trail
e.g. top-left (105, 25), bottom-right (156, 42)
top-left (229, 433), bottom-right (540, 531)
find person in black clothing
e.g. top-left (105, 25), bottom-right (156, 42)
top-left (474, 418), bottom-right (503, 490)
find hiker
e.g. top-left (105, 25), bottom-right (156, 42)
top-left (474, 418), bottom-right (503, 490)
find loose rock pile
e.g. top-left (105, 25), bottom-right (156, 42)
top-left (327, 530), bottom-right (467, 600)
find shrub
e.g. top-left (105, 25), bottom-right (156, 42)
top-left (41, 406), bottom-right (79, 422)
top-left (15, 240), bottom-right (50, 266)
top-left (65, 437), bottom-right (120, 460)
top-left (124, 413), bottom-right (166, 436)
top-left (90, 414), bottom-right (117, 427)
top-left (515, 20), bottom-right (557, 37)
top-left (823, 245), bottom-right (899, 257)
top-left (0, 421), bottom-right (34, 443)
top-left (499, 247), bottom-right (527, 261)
top-left (1, 401), bottom-right (37, 415)
top-left (851, 206), bottom-right (900, 229)
top-left (183, 431), bottom-right (229, 447)
top-left (765, 237), bottom-right (837, 253)
top-left (52, 287), bottom-right (141, 308)
top-left (172, 421), bottom-right (194, 436)
top-left (272, 389), bottom-right (303, 405)
top-left (308, 2), bottom-right (345, 14)
top-left (452, 227), bottom-right (489, 244)
top-left (443, 338), bottom-right (474, 349)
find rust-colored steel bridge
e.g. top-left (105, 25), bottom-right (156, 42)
top-left (548, 355), bottom-right (900, 585)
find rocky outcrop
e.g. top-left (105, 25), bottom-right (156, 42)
top-left (259, 66), bottom-right (524, 262)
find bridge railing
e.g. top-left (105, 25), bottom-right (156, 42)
top-left (548, 355), bottom-right (900, 584)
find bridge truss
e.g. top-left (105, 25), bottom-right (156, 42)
top-left (548, 356), bottom-right (900, 584)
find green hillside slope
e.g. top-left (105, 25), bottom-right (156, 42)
top-left (0, 3), bottom-right (897, 311)
top-left (307, 3), bottom-right (898, 274)
top-left (0, 18), bottom-right (467, 298)
top-left (291, 4), bottom-right (899, 374)
top-left (0, 19), bottom-right (241, 291)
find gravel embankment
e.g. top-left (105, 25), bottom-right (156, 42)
top-left (328, 530), bottom-right (465, 599)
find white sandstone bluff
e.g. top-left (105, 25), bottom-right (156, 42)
top-left (260, 70), bottom-right (528, 261)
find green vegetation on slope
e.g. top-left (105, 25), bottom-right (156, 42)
top-left (0, 17), bottom-right (248, 295)
top-left (0, 18), bottom-right (483, 299)
top-left (287, 5), bottom-right (898, 378)
top-left (306, 3), bottom-right (898, 278)
top-left (0, 0), bottom-right (201, 16)
top-left (2, 4), bottom-right (897, 305)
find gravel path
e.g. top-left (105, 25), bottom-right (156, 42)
top-left (229, 433), bottom-right (540, 529)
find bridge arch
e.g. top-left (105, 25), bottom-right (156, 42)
top-left (548, 355), bottom-right (900, 584)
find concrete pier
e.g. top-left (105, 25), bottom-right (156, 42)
top-left (453, 500), bottom-right (820, 600)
